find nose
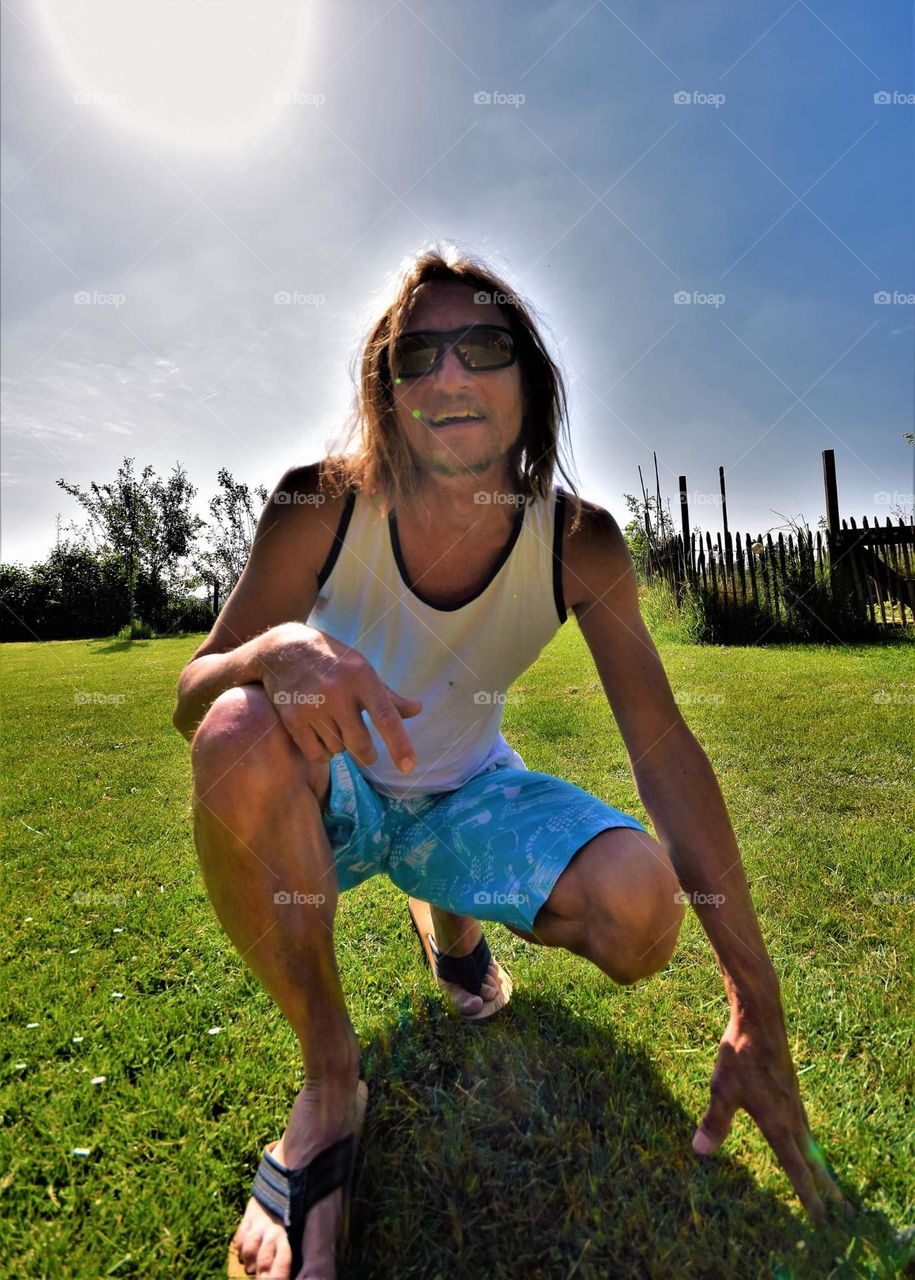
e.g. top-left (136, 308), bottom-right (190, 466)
top-left (428, 344), bottom-right (473, 387)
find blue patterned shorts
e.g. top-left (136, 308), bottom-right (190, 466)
top-left (321, 751), bottom-right (649, 934)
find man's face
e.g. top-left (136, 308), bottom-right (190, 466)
top-left (390, 281), bottom-right (528, 483)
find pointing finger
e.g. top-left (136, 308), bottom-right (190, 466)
top-left (693, 1092), bottom-right (738, 1157)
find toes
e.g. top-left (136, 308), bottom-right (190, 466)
top-left (238, 1232), bottom-right (264, 1274)
top-left (456, 990), bottom-right (484, 1015)
top-left (480, 963), bottom-right (502, 1000)
top-left (255, 1236), bottom-right (278, 1277)
top-left (271, 1230), bottom-right (292, 1278)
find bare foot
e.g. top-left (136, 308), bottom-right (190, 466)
top-left (230, 1060), bottom-right (363, 1279)
top-left (409, 898), bottom-right (513, 1019)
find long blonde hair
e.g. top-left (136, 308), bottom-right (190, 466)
top-left (320, 242), bottom-right (582, 531)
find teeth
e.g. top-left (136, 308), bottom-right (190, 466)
top-left (432, 413), bottom-right (480, 424)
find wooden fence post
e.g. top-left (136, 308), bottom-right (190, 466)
top-left (719, 465), bottom-right (733, 577)
top-left (679, 475), bottom-right (690, 593)
top-left (822, 448), bottom-right (851, 607)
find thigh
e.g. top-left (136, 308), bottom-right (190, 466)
top-left (383, 764), bottom-right (649, 934)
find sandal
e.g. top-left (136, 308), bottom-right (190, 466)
top-left (408, 897), bottom-right (513, 1022)
top-left (227, 1078), bottom-right (369, 1277)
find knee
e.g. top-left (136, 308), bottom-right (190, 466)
top-left (611, 888), bottom-right (684, 984)
top-left (191, 685), bottom-right (294, 801)
top-left (588, 835), bottom-right (685, 985)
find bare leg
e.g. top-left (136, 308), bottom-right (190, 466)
top-left (504, 827), bottom-right (685, 984)
top-left (414, 903), bottom-right (504, 1017)
top-left (191, 685), bottom-right (360, 1280)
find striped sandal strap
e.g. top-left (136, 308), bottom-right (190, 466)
top-left (251, 1134), bottom-right (355, 1278)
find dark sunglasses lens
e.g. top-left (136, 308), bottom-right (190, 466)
top-left (395, 333), bottom-right (438, 377)
top-left (457, 328), bottom-right (514, 368)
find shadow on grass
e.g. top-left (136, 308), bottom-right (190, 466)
top-left (91, 638), bottom-right (152, 653)
top-left (344, 991), bottom-right (906, 1280)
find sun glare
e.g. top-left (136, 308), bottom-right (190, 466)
top-left (36, 0), bottom-right (312, 150)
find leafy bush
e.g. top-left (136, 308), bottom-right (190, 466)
top-left (1, 546), bottom-right (214, 642)
top-left (116, 618), bottom-right (154, 641)
top-left (668, 570), bottom-right (883, 646)
top-left (638, 581), bottom-right (704, 644)
top-left (158, 595), bottom-right (215, 636)
top-left (0, 545), bottom-right (130, 641)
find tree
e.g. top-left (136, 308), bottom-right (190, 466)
top-left (621, 491), bottom-right (675, 583)
top-left (194, 468), bottom-right (268, 609)
top-left (57, 457), bottom-right (204, 623)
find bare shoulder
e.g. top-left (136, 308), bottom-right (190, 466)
top-left (560, 492), bottom-right (634, 614)
top-left (191, 459), bottom-right (354, 657)
top-left (265, 460), bottom-right (354, 578)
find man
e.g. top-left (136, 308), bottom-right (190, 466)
top-left (173, 247), bottom-right (851, 1279)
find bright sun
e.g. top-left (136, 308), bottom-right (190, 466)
top-left (36, 0), bottom-right (312, 150)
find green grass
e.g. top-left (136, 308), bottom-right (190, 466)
top-left (2, 627), bottom-right (913, 1279)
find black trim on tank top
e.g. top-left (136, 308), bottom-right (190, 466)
top-left (553, 489), bottom-right (568, 625)
top-left (316, 487), bottom-right (357, 589)
top-left (389, 498), bottom-right (526, 612)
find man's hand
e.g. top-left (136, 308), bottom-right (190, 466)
top-left (693, 1008), bottom-right (855, 1223)
top-left (258, 623), bottom-right (423, 771)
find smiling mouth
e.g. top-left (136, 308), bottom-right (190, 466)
top-left (428, 413), bottom-right (485, 427)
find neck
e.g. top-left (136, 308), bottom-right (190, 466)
top-left (406, 464), bottom-right (520, 529)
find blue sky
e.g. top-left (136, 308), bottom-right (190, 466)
top-left (2, 0), bottom-right (913, 565)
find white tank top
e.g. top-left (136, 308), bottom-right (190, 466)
top-left (305, 482), bottom-right (569, 798)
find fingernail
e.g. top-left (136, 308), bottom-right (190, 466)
top-left (401, 757), bottom-right (415, 771)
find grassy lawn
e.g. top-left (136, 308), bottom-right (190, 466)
top-left (2, 626), bottom-right (913, 1279)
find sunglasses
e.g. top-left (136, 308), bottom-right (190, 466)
top-left (392, 324), bottom-right (516, 379)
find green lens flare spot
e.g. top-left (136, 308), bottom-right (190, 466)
top-left (806, 1137), bottom-right (827, 1167)
top-left (412, 409), bottom-right (422, 419)
top-left (395, 376), bottom-right (402, 384)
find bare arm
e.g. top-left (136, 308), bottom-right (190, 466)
top-left (171, 465), bottom-right (325, 740)
top-left (173, 635), bottom-right (272, 741)
top-left (171, 464), bottom-right (423, 772)
top-left (566, 502), bottom-right (853, 1222)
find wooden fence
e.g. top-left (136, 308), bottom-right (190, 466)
top-left (647, 519), bottom-right (915, 626)
top-left (641, 450), bottom-right (915, 627)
